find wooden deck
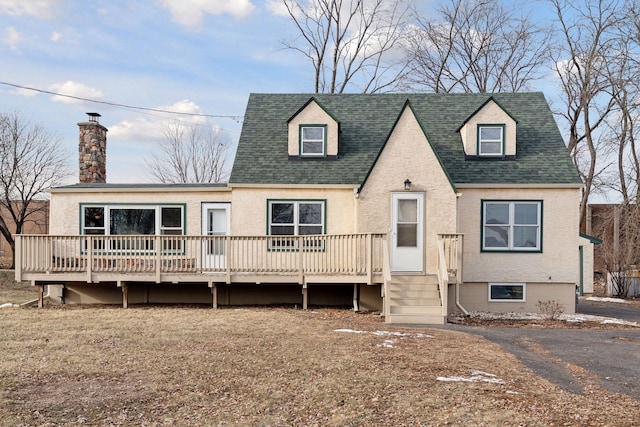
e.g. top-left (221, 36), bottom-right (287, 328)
top-left (15, 233), bottom-right (463, 319)
top-left (15, 233), bottom-right (387, 285)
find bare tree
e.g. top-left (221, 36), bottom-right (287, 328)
top-left (279, 0), bottom-right (411, 93)
top-left (145, 121), bottom-right (230, 184)
top-left (0, 111), bottom-right (71, 268)
top-left (594, 204), bottom-right (640, 297)
top-left (548, 0), bottom-right (623, 231)
top-left (404, 0), bottom-right (551, 93)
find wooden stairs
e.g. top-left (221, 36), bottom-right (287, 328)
top-left (385, 274), bottom-right (446, 324)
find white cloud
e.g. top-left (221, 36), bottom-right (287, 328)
top-left (0, 0), bottom-right (61, 18)
top-left (109, 100), bottom-right (206, 143)
top-left (3, 26), bottom-right (23, 50)
top-left (109, 118), bottom-right (164, 143)
top-left (48, 81), bottom-right (104, 105)
top-left (51, 31), bottom-right (62, 42)
top-left (158, 0), bottom-right (255, 26)
top-left (266, 0), bottom-right (289, 16)
top-left (10, 85), bottom-right (38, 97)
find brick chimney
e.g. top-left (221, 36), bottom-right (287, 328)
top-left (78, 113), bottom-right (107, 184)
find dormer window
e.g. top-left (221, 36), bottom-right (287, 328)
top-left (300, 125), bottom-right (326, 157)
top-left (458, 98), bottom-right (516, 159)
top-left (478, 125), bottom-right (505, 157)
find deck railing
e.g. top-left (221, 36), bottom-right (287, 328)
top-left (15, 233), bottom-right (386, 284)
top-left (437, 233), bottom-right (463, 284)
top-left (436, 234), bottom-right (464, 317)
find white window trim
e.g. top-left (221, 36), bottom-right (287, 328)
top-left (478, 125), bottom-right (504, 157)
top-left (267, 200), bottom-right (325, 236)
top-left (81, 204), bottom-right (185, 236)
top-left (300, 125), bottom-right (326, 157)
top-left (488, 282), bottom-right (526, 302)
top-left (482, 201), bottom-right (541, 251)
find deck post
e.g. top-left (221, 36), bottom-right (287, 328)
top-left (155, 236), bottom-right (161, 283)
top-left (366, 234), bottom-right (373, 284)
top-left (15, 236), bottom-right (22, 282)
top-left (353, 284), bottom-right (359, 312)
top-left (87, 236), bottom-right (94, 283)
top-left (302, 283), bottom-right (308, 310)
top-left (211, 282), bottom-right (218, 309)
top-left (120, 281), bottom-right (128, 309)
top-left (37, 283), bottom-right (44, 308)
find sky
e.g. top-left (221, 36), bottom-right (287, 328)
top-left (0, 0), bottom-right (318, 184)
top-left (0, 0), bottom-right (574, 188)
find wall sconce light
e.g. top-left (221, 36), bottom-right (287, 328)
top-left (404, 179), bottom-right (412, 191)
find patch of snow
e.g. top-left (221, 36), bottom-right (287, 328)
top-left (0, 303), bottom-right (18, 309)
top-left (373, 330), bottom-right (409, 337)
top-left (377, 339), bottom-right (396, 348)
top-left (457, 311), bottom-right (639, 327)
top-left (414, 333), bottom-right (434, 339)
top-left (601, 319), bottom-right (626, 325)
top-left (334, 329), bottom-right (367, 334)
top-left (586, 297), bottom-right (630, 304)
top-left (437, 370), bottom-right (504, 384)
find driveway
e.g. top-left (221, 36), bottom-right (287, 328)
top-left (445, 299), bottom-right (640, 399)
top-left (448, 326), bottom-right (640, 399)
top-left (577, 297), bottom-right (640, 323)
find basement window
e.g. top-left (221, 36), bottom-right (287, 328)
top-left (489, 283), bottom-right (525, 302)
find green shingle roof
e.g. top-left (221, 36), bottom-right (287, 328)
top-left (229, 92), bottom-right (582, 186)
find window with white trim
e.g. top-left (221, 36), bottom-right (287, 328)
top-left (81, 204), bottom-right (185, 252)
top-left (482, 201), bottom-right (541, 251)
top-left (489, 283), bottom-right (525, 302)
top-left (300, 125), bottom-right (326, 157)
top-left (478, 125), bottom-right (504, 156)
top-left (268, 200), bottom-right (325, 250)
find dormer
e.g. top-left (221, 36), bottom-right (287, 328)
top-left (287, 98), bottom-right (339, 159)
top-left (458, 97), bottom-right (518, 159)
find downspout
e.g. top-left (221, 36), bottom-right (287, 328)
top-left (455, 192), bottom-right (469, 316)
top-left (456, 281), bottom-right (469, 317)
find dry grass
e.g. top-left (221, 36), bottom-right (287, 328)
top-left (0, 306), bottom-right (638, 426)
top-left (0, 271), bottom-right (36, 305)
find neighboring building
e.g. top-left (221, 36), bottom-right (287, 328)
top-left (587, 204), bottom-right (637, 296)
top-left (0, 201), bottom-right (49, 268)
top-left (15, 93), bottom-right (584, 324)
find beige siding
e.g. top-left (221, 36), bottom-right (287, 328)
top-left (459, 100), bottom-right (517, 156)
top-left (357, 106), bottom-right (457, 274)
top-left (448, 282), bottom-right (576, 314)
top-left (230, 187), bottom-right (356, 235)
top-left (48, 189), bottom-right (231, 235)
top-left (287, 100), bottom-right (339, 157)
top-left (458, 187), bottom-right (580, 284)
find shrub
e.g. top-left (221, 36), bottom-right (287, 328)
top-left (536, 300), bottom-right (565, 320)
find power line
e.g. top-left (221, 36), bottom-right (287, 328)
top-left (0, 81), bottom-right (244, 122)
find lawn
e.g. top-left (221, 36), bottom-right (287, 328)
top-left (0, 270), bottom-right (36, 305)
top-left (1, 304), bottom-right (639, 426)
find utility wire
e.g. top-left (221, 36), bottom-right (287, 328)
top-left (0, 81), bottom-right (244, 122)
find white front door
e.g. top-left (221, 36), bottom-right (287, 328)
top-left (391, 193), bottom-right (424, 272)
top-left (202, 203), bottom-right (230, 269)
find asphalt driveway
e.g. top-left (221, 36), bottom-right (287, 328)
top-left (445, 300), bottom-right (640, 400)
top-left (577, 298), bottom-right (640, 323)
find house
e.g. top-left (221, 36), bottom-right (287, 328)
top-left (15, 93), bottom-right (583, 324)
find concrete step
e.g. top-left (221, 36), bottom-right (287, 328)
top-left (389, 305), bottom-right (443, 315)
top-left (387, 289), bottom-right (440, 299)
top-left (389, 297), bottom-right (441, 307)
top-left (389, 274), bottom-right (438, 286)
top-left (386, 313), bottom-right (446, 325)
